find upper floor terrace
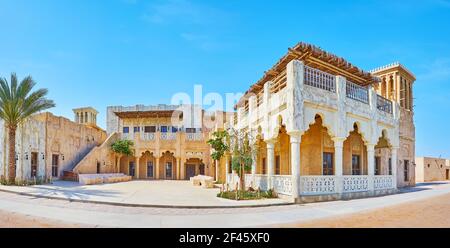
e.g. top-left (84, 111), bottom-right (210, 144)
top-left (231, 42), bottom-right (400, 148)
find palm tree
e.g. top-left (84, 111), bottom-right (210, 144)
top-left (0, 73), bottom-right (55, 184)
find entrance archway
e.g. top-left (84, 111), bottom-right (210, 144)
top-left (274, 126), bottom-right (291, 175)
top-left (300, 115), bottom-right (335, 175)
top-left (343, 123), bottom-right (368, 175)
top-left (160, 151), bottom-right (176, 180)
top-left (139, 151), bottom-right (156, 179)
top-left (375, 130), bottom-right (392, 175)
top-left (184, 158), bottom-right (205, 179)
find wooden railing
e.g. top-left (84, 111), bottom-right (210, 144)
top-left (304, 65), bottom-right (336, 92)
top-left (270, 70), bottom-right (287, 94)
top-left (346, 81), bottom-right (369, 104)
top-left (377, 95), bottom-right (393, 114)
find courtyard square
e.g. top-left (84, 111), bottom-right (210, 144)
top-left (0, 180), bottom-right (290, 207)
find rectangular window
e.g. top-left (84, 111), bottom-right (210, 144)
top-left (404, 160), bottom-right (409, 182)
top-left (388, 158), bottom-right (392, 175)
top-left (133, 126), bottom-right (140, 133)
top-left (123, 127), bottom-right (130, 134)
top-left (375, 156), bottom-right (381, 175)
top-left (172, 126), bottom-right (178, 133)
top-left (323, 152), bottom-right (334, 175)
top-left (352, 155), bottom-right (361, 175)
top-left (185, 128), bottom-right (196, 133)
top-left (262, 158), bottom-right (267, 174)
top-left (129, 161), bottom-right (135, 177)
top-left (165, 162), bottom-right (173, 178)
top-left (144, 126), bottom-right (156, 133)
top-left (275, 156), bottom-right (280, 175)
top-left (147, 161), bottom-right (154, 178)
top-left (52, 154), bottom-right (59, 178)
top-left (160, 126), bottom-right (168, 133)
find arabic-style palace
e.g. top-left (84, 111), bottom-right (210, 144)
top-left (0, 42), bottom-right (416, 203)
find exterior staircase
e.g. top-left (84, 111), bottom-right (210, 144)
top-left (60, 144), bottom-right (96, 181)
top-left (61, 132), bottom-right (119, 181)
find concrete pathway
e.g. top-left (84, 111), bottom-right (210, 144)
top-left (0, 182), bottom-right (449, 227)
top-left (0, 180), bottom-right (289, 207)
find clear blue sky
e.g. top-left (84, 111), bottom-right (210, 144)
top-left (1, 0), bottom-right (450, 158)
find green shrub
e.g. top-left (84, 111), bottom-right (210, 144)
top-left (217, 190), bottom-right (278, 201)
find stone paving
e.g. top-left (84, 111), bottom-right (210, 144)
top-left (0, 182), bottom-right (449, 227)
top-left (0, 180), bottom-right (290, 207)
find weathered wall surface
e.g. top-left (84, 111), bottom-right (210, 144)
top-left (72, 132), bottom-right (118, 174)
top-left (0, 112), bottom-right (107, 181)
top-left (415, 157), bottom-right (450, 182)
top-left (398, 109), bottom-right (416, 187)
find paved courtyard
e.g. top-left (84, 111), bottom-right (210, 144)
top-left (0, 180), bottom-right (290, 207)
top-left (0, 181), bottom-right (450, 227)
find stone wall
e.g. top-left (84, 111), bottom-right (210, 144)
top-left (415, 157), bottom-right (450, 182)
top-left (0, 112), bottom-right (107, 181)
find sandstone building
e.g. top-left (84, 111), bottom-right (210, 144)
top-left (0, 42), bottom-right (417, 203)
top-left (225, 42), bottom-right (416, 202)
top-left (0, 110), bottom-right (106, 181)
top-left (415, 157), bottom-right (450, 182)
top-left (71, 104), bottom-right (230, 182)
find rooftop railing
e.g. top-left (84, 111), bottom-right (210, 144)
top-left (377, 95), bottom-right (393, 114)
top-left (346, 81), bottom-right (369, 104)
top-left (304, 65), bottom-right (336, 92)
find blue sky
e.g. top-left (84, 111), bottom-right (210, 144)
top-left (1, 0), bottom-right (450, 158)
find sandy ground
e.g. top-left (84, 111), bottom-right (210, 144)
top-left (0, 209), bottom-right (89, 228)
top-left (280, 192), bottom-right (450, 228)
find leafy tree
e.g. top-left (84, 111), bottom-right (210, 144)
top-left (228, 128), bottom-right (257, 190)
top-left (0, 73), bottom-right (55, 183)
top-left (207, 130), bottom-right (230, 180)
top-left (111, 139), bottom-right (134, 173)
top-left (111, 139), bottom-right (134, 157)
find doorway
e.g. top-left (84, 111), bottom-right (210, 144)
top-left (147, 161), bottom-right (154, 178)
top-left (96, 162), bottom-right (101, 174)
top-left (52, 154), bottom-right (59, 178)
top-left (186, 164), bottom-right (195, 179)
top-left (165, 162), bottom-right (173, 179)
top-left (323, 152), bottom-right (334, 175)
top-left (31, 152), bottom-right (38, 177)
top-left (446, 169), bottom-right (449, 180)
top-left (129, 161), bottom-right (135, 177)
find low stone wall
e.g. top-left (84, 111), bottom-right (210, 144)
top-left (296, 188), bottom-right (399, 204)
top-left (79, 173), bottom-right (132, 185)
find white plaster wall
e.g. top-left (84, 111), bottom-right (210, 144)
top-left (0, 117), bottom-right (46, 181)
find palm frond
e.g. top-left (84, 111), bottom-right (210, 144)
top-left (0, 73), bottom-right (55, 127)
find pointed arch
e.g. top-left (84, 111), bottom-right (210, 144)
top-left (300, 115), bottom-right (335, 175)
top-left (343, 123), bottom-right (368, 175)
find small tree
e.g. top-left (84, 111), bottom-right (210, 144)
top-left (229, 128), bottom-right (257, 191)
top-left (207, 130), bottom-right (229, 181)
top-left (111, 140), bottom-right (134, 172)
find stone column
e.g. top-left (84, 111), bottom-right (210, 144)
top-left (135, 156), bottom-right (140, 179)
top-left (215, 160), bottom-right (219, 182)
top-left (289, 133), bottom-right (301, 200)
top-left (267, 141), bottom-right (275, 190)
top-left (333, 137), bottom-right (345, 194)
top-left (180, 157), bottom-right (185, 180)
top-left (155, 156), bottom-right (160, 179)
top-left (391, 147), bottom-right (398, 189)
top-left (367, 144), bottom-right (375, 192)
top-left (176, 157), bottom-right (181, 180)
